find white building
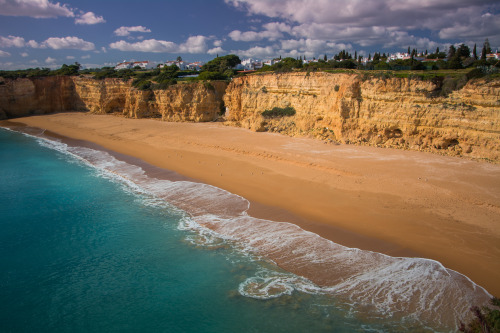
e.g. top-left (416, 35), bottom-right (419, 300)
top-left (186, 61), bottom-right (205, 71)
top-left (389, 52), bottom-right (410, 61)
top-left (115, 62), bottom-right (132, 70)
top-left (238, 58), bottom-right (265, 70)
top-left (115, 61), bottom-right (156, 70)
top-left (486, 51), bottom-right (500, 60)
top-left (160, 61), bottom-right (188, 70)
top-left (132, 61), bottom-right (156, 70)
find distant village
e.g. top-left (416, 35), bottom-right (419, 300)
top-left (115, 49), bottom-right (500, 72)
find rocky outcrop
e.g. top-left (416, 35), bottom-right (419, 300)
top-left (72, 77), bottom-right (227, 121)
top-left (224, 72), bottom-right (500, 161)
top-left (0, 76), bottom-right (227, 122)
top-left (0, 76), bottom-right (81, 119)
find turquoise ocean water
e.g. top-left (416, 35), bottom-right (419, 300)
top-left (0, 128), bottom-right (491, 332)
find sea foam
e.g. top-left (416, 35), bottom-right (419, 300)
top-left (26, 131), bottom-right (492, 330)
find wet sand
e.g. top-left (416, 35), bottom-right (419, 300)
top-left (2, 112), bottom-right (500, 297)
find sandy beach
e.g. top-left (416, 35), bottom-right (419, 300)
top-left (2, 112), bottom-right (500, 297)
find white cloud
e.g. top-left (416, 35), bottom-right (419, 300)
top-left (66, 55), bottom-right (75, 59)
top-left (280, 38), bottom-right (351, 54)
top-left (233, 45), bottom-right (277, 58)
top-left (0, 35), bottom-right (26, 48)
top-left (110, 35), bottom-right (209, 54)
top-left (26, 40), bottom-right (39, 48)
top-left (45, 56), bottom-right (56, 64)
top-left (114, 26), bottom-right (152, 37)
top-left (213, 40), bottom-right (223, 47)
top-left (41, 36), bottom-right (95, 51)
top-left (229, 29), bottom-right (283, 42)
top-left (75, 11), bottom-right (105, 25)
top-left (226, 0), bottom-right (500, 47)
top-left (179, 35), bottom-right (208, 53)
top-left (21, 52), bottom-right (28, 57)
top-left (0, 0), bottom-right (74, 18)
top-left (208, 46), bottom-right (225, 55)
top-left (110, 39), bottom-right (177, 53)
top-left (0, 50), bottom-right (11, 57)
top-left (229, 22), bottom-right (291, 42)
top-left (81, 54), bottom-right (91, 59)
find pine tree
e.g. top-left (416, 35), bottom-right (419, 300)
top-left (324, 54), bottom-right (327, 61)
top-left (447, 45), bottom-right (456, 59)
top-left (473, 44), bottom-right (477, 59)
top-left (484, 38), bottom-right (492, 54)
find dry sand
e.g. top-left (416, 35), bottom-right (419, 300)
top-left (2, 112), bottom-right (500, 297)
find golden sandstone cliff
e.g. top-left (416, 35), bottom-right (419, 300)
top-left (0, 76), bottom-right (78, 119)
top-left (1, 72), bottom-right (499, 161)
top-left (71, 77), bottom-right (227, 121)
top-left (224, 72), bottom-right (500, 161)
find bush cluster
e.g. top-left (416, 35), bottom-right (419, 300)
top-left (261, 106), bottom-right (296, 118)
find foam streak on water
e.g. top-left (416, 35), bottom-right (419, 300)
top-left (31, 133), bottom-right (492, 330)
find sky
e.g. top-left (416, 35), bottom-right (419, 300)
top-left (0, 0), bottom-right (499, 70)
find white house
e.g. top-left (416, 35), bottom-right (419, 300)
top-left (161, 60), bottom-right (188, 70)
top-left (239, 58), bottom-right (260, 70)
top-left (115, 61), bottom-right (156, 70)
top-left (263, 58), bottom-right (280, 66)
top-left (486, 51), bottom-right (500, 60)
top-left (186, 61), bottom-right (204, 71)
top-left (131, 61), bottom-right (156, 70)
top-left (115, 62), bottom-right (132, 70)
top-left (389, 52), bottom-right (411, 61)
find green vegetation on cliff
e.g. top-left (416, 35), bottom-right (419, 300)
top-left (459, 297), bottom-right (500, 333)
top-left (261, 106), bottom-right (296, 118)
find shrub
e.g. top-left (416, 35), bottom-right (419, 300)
top-left (197, 71), bottom-right (226, 81)
top-left (132, 78), bottom-right (152, 90)
top-left (261, 106), bottom-right (296, 118)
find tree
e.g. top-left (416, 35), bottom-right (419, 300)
top-left (481, 39), bottom-right (492, 60)
top-left (54, 63), bottom-right (80, 76)
top-left (473, 44), bottom-right (477, 59)
top-left (448, 54), bottom-right (463, 69)
top-left (484, 38), bottom-right (492, 54)
top-left (448, 45), bottom-right (457, 59)
top-left (176, 56), bottom-right (182, 62)
top-left (324, 54), bottom-right (327, 61)
top-left (201, 54), bottom-right (241, 73)
top-left (456, 44), bottom-right (471, 59)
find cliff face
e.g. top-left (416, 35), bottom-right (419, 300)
top-left (0, 76), bottom-right (227, 123)
top-left (1, 73), bottom-right (499, 161)
top-left (0, 76), bottom-right (80, 119)
top-left (72, 77), bottom-right (227, 121)
top-left (224, 72), bottom-right (500, 161)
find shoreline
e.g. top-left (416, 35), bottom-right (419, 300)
top-left (2, 112), bottom-right (499, 297)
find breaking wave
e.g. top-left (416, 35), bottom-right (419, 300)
top-left (27, 131), bottom-right (492, 330)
